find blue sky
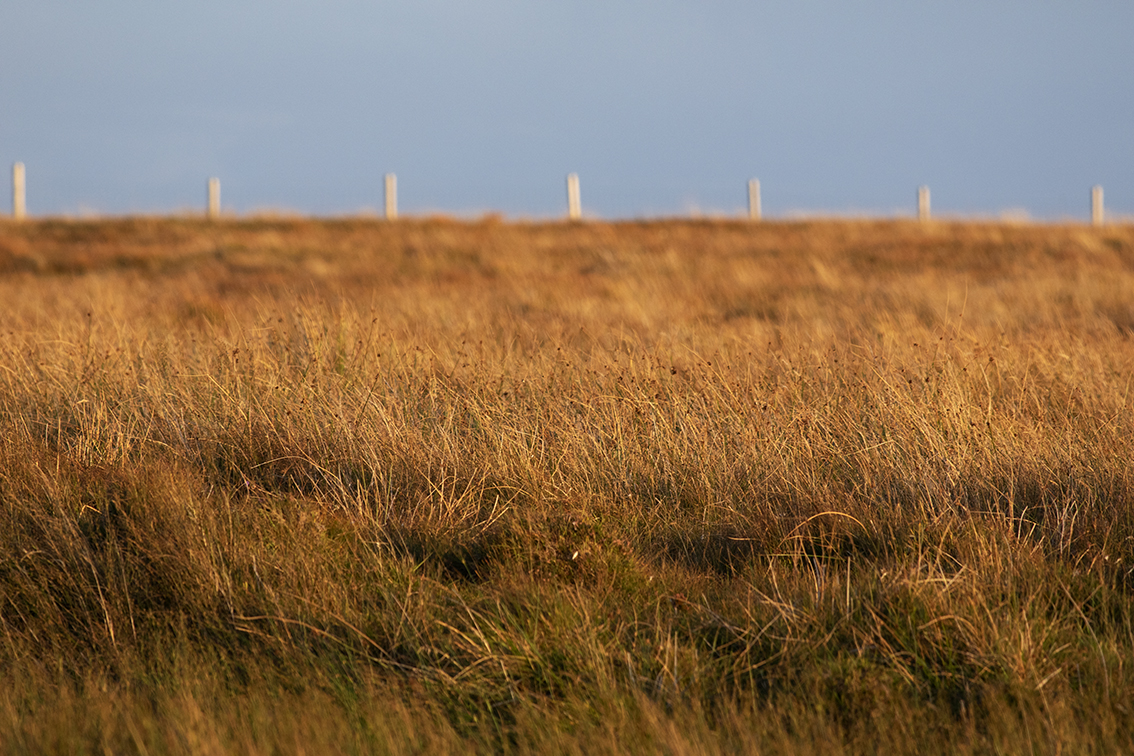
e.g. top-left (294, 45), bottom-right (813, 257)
top-left (2, 1), bottom-right (1131, 219)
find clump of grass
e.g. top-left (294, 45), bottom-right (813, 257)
top-left (1, 217), bottom-right (1133, 753)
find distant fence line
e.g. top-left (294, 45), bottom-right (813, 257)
top-left (6, 162), bottom-right (1116, 227)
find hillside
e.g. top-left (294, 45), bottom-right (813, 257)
top-left (2, 217), bottom-right (1133, 753)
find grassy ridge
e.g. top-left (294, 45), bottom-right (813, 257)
top-left (1, 217), bottom-right (1133, 753)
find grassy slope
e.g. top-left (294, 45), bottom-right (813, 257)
top-left (1, 217), bottom-right (1133, 754)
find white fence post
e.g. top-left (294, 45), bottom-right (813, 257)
top-left (566, 173), bottom-right (581, 220)
top-left (1091, 185), bottom-right (1104, 226)
top-left (748, 179), bottom-right (761, 222)
top-left (918, 186), bottom-right (930, 222)
top-left (385, 173), bottom-right (398, 220)
top-left (12, 163), bottom-right (26, 220)
top-left (207, 177), bottom-right (221, 219)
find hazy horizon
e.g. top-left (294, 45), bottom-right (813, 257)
top-left (3, 2), bottom-right (1131, 220)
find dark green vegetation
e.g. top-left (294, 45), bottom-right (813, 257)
top-left (2, 217), bottom-right (1133, 753)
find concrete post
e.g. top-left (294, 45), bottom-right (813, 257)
top-left (748, 179), bottom-right (761, 221)
top-left (566, 173), bottom-right (581, 220)
top-left (918, 185), bottom-right (930, 222)
top-left (1092, 185), bottom-right (1104, 226)
top-left (207, 177), bottom-right (221, 219)
top-left (12, 163), bottom-right (26, 220)
top-left (385, 173), bottom-right (397, 220)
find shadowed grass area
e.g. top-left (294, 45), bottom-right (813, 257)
top-left (1, 216), bottom-right (1133, 753)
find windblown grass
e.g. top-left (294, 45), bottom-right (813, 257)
top-left (1, 216), bottom-right (1133, 753)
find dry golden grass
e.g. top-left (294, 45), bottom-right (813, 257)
top-left (1, 216), bottom-right (1133, 754)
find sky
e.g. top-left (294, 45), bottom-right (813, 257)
top-left (2, 1), bottom-right (1132, 220)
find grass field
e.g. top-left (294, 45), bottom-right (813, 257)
top-left (1, 216), bottom-right (1133, 754)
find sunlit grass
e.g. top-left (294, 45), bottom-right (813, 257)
top-left (1, 216), bottom-right (1133, 753)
